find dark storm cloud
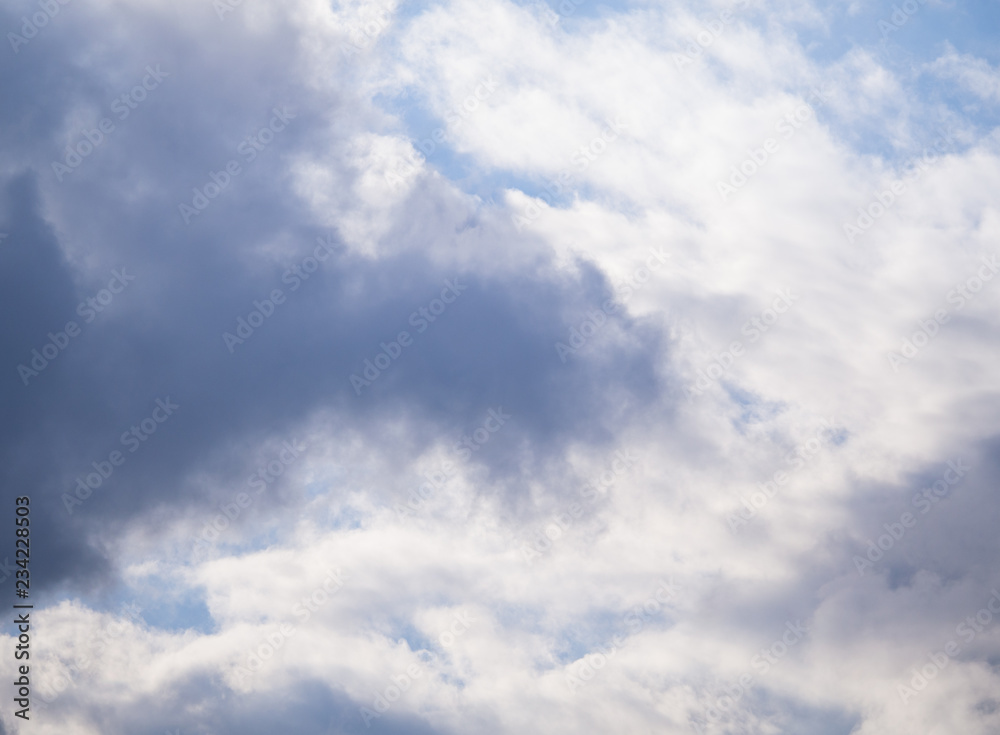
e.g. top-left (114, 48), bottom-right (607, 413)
top-left (0, 0), bottom-right (670, 601)
top-left (838, 435), bottom-right (1000, 590)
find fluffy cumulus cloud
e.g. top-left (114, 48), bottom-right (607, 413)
top-left (1, 0), bottom-right (999, 732)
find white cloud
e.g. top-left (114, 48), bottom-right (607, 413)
top-left (6, 0), bottom-right (1000, 732)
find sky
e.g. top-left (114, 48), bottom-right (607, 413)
top-left (1, 0), bottom-right (1000, 733)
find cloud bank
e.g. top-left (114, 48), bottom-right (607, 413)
top-left (1, 0), bottom-right (1000, 732)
